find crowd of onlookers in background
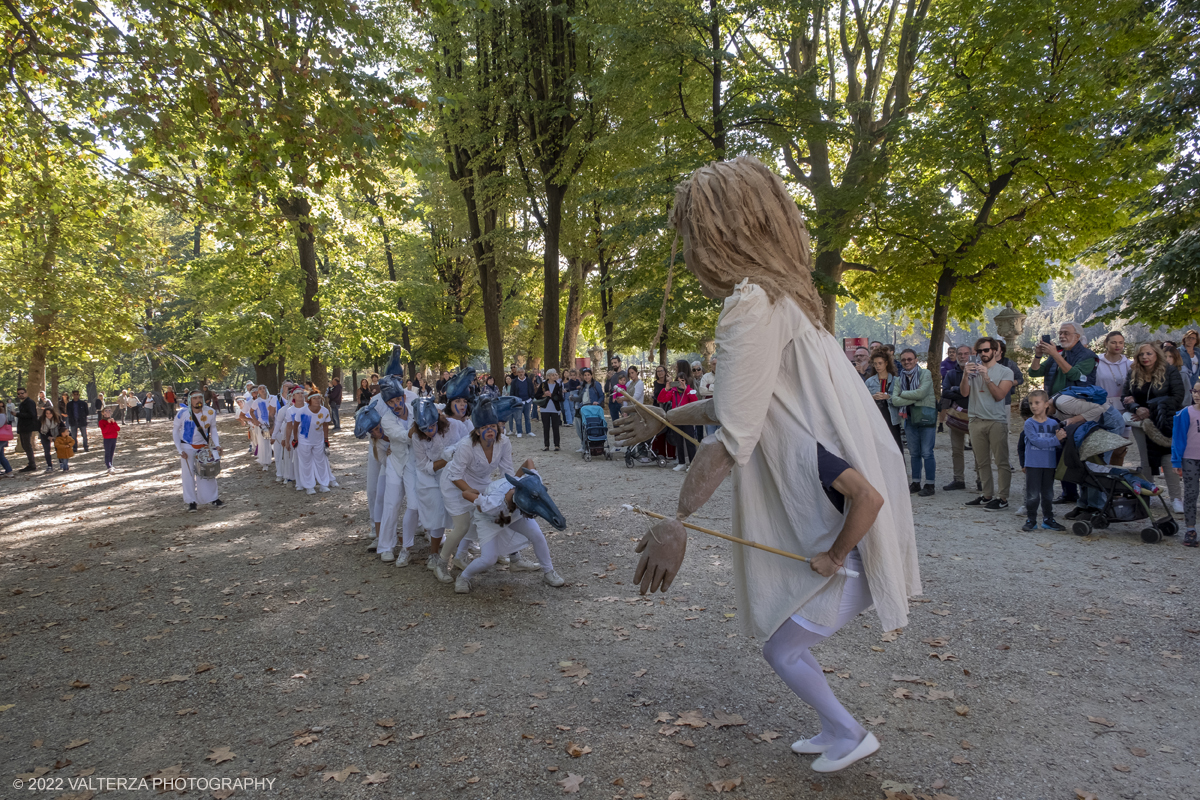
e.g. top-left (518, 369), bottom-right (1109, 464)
top-left (857, 325), bottom-right (1200, 545)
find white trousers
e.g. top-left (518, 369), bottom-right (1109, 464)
top-left (366, 446), bottom-right (384, 522)
top-left (378, 462), bottom-right (411, 554)
top-left (273, 437), bottom-right (286, 479)
top-left (180, 447), bottom-right (219, 505)
top-left (373, 461), bottom-right (390, 525)
top-left (459, 517), bottom-right (553, 580)
top-left (253, 427), bottom-right (273, 467)
top-left (295, 442), bottom-right (333, 490)
top-left (279, 444), bottom-right (297, 482)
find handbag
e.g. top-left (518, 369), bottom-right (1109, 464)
top-left (0, 422), bottom-right (12, 441)
top-left (945, 406), bottom-right (971, 433)
top-left (907, 404), bottom-right (938, 428)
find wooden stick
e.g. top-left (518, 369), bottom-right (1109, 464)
top-left (623, 505), bottom-right (859, 578)
top-left (616, 388), bottom-right (702, 447)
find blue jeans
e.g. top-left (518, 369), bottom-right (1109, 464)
top-left (516, 400), bottom-right (532, 435)
top-left (70, 422), bottom-right (88, 451)
top-left (906, 423), bottom-right (937, 483)
top-left (0, 441), bottom-right (10, 473)
top-left (329, 402), bottom-right (341, 430)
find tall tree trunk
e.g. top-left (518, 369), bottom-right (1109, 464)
top-left (49, 364), bottom-right (59, 410)
top-left (926, 266), bottom-right (959, 389)
top-left (658, 327), bottom-right (668, 366)
top-left (708, 0), bottom-right (725, 159)
top-left (542, 183), bottom-right (566, 372)
top-left (560, 256), bottom-right (591, 368)
top-left (277, 351), bottom-right (287, 391)
top-left (598, 251), bottom-right (614, 363)
top-left (277, 195), bottom-right (326, 391)
top-left (25, 209), bottom-right (61, 398)
top-left (369, 195), bottom-right (418, 380)
top-left (813, 247), bottom-right (843, 332)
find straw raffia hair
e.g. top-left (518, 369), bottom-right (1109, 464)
top-left (670, 157), bottom-right (823, 323)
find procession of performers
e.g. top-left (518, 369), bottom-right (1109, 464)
top-left (167, 159), bottom-right (919, 776)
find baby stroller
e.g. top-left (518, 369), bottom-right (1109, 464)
top-left (625, 433), bottom-right (670, 468)
top-left (578, 404), bottom-right (612, 462)
top-left (1059, 422), bottom-right (1178, 542)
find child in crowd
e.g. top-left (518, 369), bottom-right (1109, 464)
top-left (1022, 390), bottom-right (1066, 531)
top-left (98, 406), bottom-right (121, 473)
top-left (1170, 382), bottom-right (1200, 547)
top-left (54, 426), bottom-right (76, 472)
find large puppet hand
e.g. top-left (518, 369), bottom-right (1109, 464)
top-left (634, 519), bottom-right (687, 594)
top-left (612, 403), bottom-right (666, 446)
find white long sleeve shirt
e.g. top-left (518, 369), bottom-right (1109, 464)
top-left (173, 405), bottom-right (221, 454)
top-left (441, 436), bottom-right (513, 516)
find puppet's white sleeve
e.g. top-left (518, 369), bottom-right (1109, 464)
top-left (713, 282), bottom-right (787, 467)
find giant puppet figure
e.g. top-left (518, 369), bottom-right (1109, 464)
top-left (613, 158), bottom-right (920, 773)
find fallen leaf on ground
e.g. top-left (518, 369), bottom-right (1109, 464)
top-left (954, 705), bottom-right (970, 716)
top-left (463, 642), bottom-right (482, 654)
top-left (1075, 791), bottom-right (1099, 800)
top-left (1086, 716), bottom-right (1115, 727)
top-left (362, 772), bottom-right (389, 785)
top-left (565, 742), bottom-right (591, 757)
top-left (294, 735), bottom-right (318, 746)
top-left (205, 746), bottom-right (235, 764)
top-left (557, 773), bottom-right (584, 793)
top-left (69, 680), bottom-right (90, 689)
top-left (376, 718), bottom-right (395, 728)
top-left (927, 690), bottom-right (955, 701)
top-left (655, 712), bottom-right (675, 723)
top-left (632, 669), bottom-right (648, 678)
top-left (881, 629), bottom-right (901, 642)
top-left (371, 735), bottom-right (395, 747)
top-left (707, 776), bottom-right (742, 793)
top-left (449, 710), bottom-right (472, 720)
top-left (757, 730), bottom-right (780, 742)
top-left (322, 765), bottom-right (361, 783)
top-left (65, 739), bottom-right (90, 750)
top-left (1113, 764), bottom-right (1131, 772)
top-left (712, 710), bottom-right (746, 728)
top-left (675, 710), bottom-right (707, 728)
top-left (715, 758), bottom-right (731, 767)
top-left (865, 717), bottom-right (886, 725)
top-left (1129, 747), bottom-right (1148, 757)
top-left (951, 755), bottom-right (969, 765)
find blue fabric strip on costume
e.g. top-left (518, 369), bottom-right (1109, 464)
top-left (299, 413), bottom-right (312, 438)
top-left (258, 400), bottom-right (268, 419)
top-left (183, 420), bottom-right (195, 442)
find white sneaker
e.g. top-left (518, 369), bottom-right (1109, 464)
top-left (672, 463), bottom-right (687, 472)
top-left (434, 560), bottom-right (454, 584)
top-left (305, 488), bottom-right (316, 495)
top-left (542, 569), bottom-right (566, 587)
top-left (275, 477), bottom-right (283, 483)
top-left (576, 447), bottom-right (585, 453)
top-left (452, 555), bottom-right (472, 571)
top-left (516, 433), bottom-right (523, 438)
top-left (380, 549), bottom-right (396, 563)
top-left (366, 538), bottom-right (378, 553)
top-left (498, 555), bottom-right (510, 565)
top-left (262, 465), bottom-right (270, 471)
top-left (510, 556), bottom-right (541, 572)
top-left (395, 549), bottom-right (411, 567)
top-left (1172, 497), bottom-right (1185, 515)
top-left (329, 481), bottom-right (340, 489)
top-left (454, 575), bottom-right (471, 594)
top-left (426, 554), bottom-right (440, 571)
top-left (316, 485), bottom-right (330, 493)
top-left (791, 737), bottom-right (831, 754)
top-left (810, 732), bottom-right (880, 773)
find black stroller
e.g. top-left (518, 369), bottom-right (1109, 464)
top-left (1059, 421), bottom-right (1179, 542)
top-left (624, 433), bottom-right (671, 468)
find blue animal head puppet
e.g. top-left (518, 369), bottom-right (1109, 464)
top-left (413, 397), bottom-right (440, 437)
top-left (505, 471), bottom-right (566, 530)
top-left (378, 375), bottom-right (406, 403)
top-left (384, 345), bottom-right (405, 378)
top-left (472, 397), bottom-right (500, 429)
top-left (444, 368), bottom-right (476, 402)
top-left (353, 403), bottom-right (382, 439)
top-left (490, 396), bottom-right (523, 423)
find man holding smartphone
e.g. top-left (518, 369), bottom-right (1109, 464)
top-left (961, 337), bottom-right (1015, 510)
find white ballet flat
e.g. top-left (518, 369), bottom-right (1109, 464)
top-left (791, 738), bottom-right (830, 755)
top-left (810, 732), bottom-right (879, 773)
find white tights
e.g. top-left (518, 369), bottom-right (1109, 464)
top-left (459, 518), bottom-right (554, 581)
top-left (762, 553), bottom-right (873, 761)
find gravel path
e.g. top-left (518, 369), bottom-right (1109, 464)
top-left (1, 417), bottom-right (1195, 800)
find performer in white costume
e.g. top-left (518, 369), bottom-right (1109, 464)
top-left (614, 158), bottom-right (920, 774)
top-left (173, 390), bottom-right (224, 511)
top-left (272, 380), bottom-right (295, 483)
top-left (376, 377), bottom-right (419, 563)
top-left (249, 385), bottom-right (275, 471)
top-left (407, 398), bottom-right (455, 569)
top-left (290, 392), bottom-right (337, 494)
top-left (279, 385), bottom-right (306, 485)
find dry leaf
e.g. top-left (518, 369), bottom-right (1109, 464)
top-left (322, 765), bottom-right (361, 783)
top-left (757, 730), bottom-right (781, 742)
top-left (707, 776), bottom-right (743, 793)
top-left (1130, 747), bottom-right (1148, 757)
top-left (1075, 791), bottom-right (1100, 800)
top-left (69, 680), bottom-right (90, 689)
top-left (371, 734), bottom-right (395, 747)
top-left (294, 735), bottom-right (318, 746)
top-left (375, 718), bottom-right (395, 728)
top-left (655, 712), bottom-right (675, 723)
top-left (951, 755), bottom-right (969, 765)
top-left (676, 710), bottom-right (708, 728)
top-left (711, 710), bottom-right (746, 728)
top-left (715, 758), bottom-right (731, 767)
top-left (353, 654), bottom-right (369, 661)
top-left (1086, 716), bottom-right (1115, 727)
top-left (926, 690), bottom-right (955, 701)
top-left (449, 710), bottom-right (472, 720)
top-left (463, 642), bottom-right (482, 654)
top-left (865, 716), bottom-right (886, 725)
top-left (632, 669), bottom-right (648, 678)
top-left (931, 609), bottom-right (951, 616)
top-left (880, 629), bottom-right (901, 642)
top-left (565, 741), bottom-right (591, 757)
top-left (954, 705), bottom-right (970, 717)
top-left (557, 772), bottom-right (584, 793)
top-left (893, 688), bottom-right (914, 699)
top-left (1113, 764), bottom-right (1131, 772)
top-left (408, 732), bottom-right (426, 741)
top-left (362, 772), bottom-right (389, 786)
top-left (466, 777), bottom-right (480, 784)
top-left (65, 739), bottom-right (90, 750)
top-left (960, 739), bottom-right (973, 749)
top-left (205, 746), bottom-right (236, 764)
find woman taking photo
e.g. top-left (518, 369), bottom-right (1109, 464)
top-left (865, 351), bottom-right (902, 450)
top-left (656, 359), bottom-right (699, 472)
top-left (1123, 342), bottom-right (1187, 513)
top-left (536, 368), bottom-right (564, 451)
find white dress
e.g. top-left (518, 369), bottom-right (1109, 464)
top-left (293, 405), bottom-right (333, 490)
top-left (411, 431), bottom-right (453, 530)
top-left (712, 281), bottom-right (920, 637)
top-left (250, 395), bottom-right (275, 467)
top-left (172, 404), bottom-right (221, 504)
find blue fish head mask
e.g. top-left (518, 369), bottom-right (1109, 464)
top-left (413, 397), bottom-right (440, 434)
top-left (444, 368), bottom-right (476, 401)
top-left (504, 471), bottom-right (566, 531)
top-left (353, 404), bottom-right (382, 440)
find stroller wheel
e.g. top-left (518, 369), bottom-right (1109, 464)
top-left (605, 453), bottom-right (613, 460)
top-left (584, 452), bottom-right (592, 462)
top-left (625, 454), bottom-right (633, 468)
top-left (1158, 519), bottom-right (1179, 537)
top-left (1072, 520), bottom-right (1092, 537)
top-left (657, 457), bottom-right (669, 468)
top-left (1090, 513), bottom-right (1109, 530)
top-left (1141, 526), bottom-right (1163, 543)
